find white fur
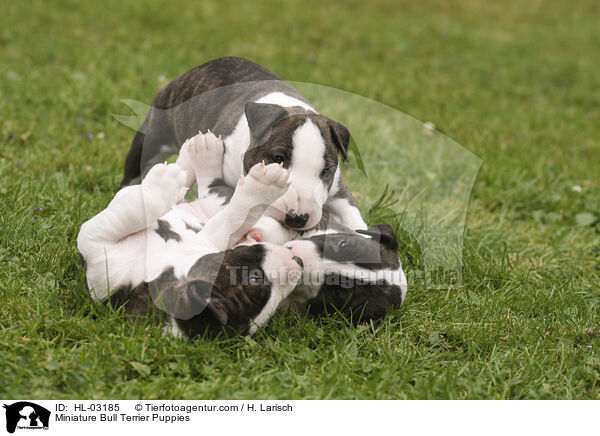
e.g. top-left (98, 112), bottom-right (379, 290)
top-left (255, 92), bottom-right (316, 112)
top-left (248, 243), bottom-right (304, 335)
top-left (326, 197), bottom-right (368, 231)
top-left (287, 119), bottom-right (330, 229)
top-left (251, 216), bottom-right (297, 246)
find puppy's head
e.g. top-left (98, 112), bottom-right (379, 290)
top-left (165, 242), bottom-right (302, 338)
top-left (285, 224), bottom-right (407, 323)
top-left (243, 102), bottom-right (350, 231)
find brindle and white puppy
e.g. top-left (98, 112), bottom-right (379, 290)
top-left (284, 225), bottom-right (407, 322)
top-left (78, 132), bottom-right (303, 338)
top-left (120, 56), bottom-right (366, 232)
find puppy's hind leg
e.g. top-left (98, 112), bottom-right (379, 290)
top-left (175, 131), bottom-right (231, 219)
top-left (200, 162), bottom-right (291, 251)
top-left (78, 163), bottom-right (189, 248)
top-left (175, 130), bottom-right (224, 194)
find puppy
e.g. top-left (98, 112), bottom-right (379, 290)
top-left (78, 132), bottom-right (303, 338)
top-left (191, 186), bottom-right (408, 323)
top-left (284, 225), bottom-right (407, 322)
top-left (120, 56), bottom-right (366, 232)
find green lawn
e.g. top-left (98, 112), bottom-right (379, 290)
top-left (1, 0), bottom-right (599, 399)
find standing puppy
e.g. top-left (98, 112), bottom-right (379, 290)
top-left (120, 57), bottom-right (366, 232)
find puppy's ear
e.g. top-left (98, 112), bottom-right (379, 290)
top-left (245, 102), bottom-right (289, 139)
top-left (328, 119), bottom-right (350, 162)
top-left (357, 224), bottom-right (398, 252)
top-left (169, 279), bottom-right (214, 320)
top-left (307, 281), bottom-right (400, 323)
top-left (204, 299), bottom-right (228, 326)
top-left (184, 280), bottom-right (228, 325)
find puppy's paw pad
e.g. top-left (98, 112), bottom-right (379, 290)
top-left (144, 162), bottom-right (171, 181)
top-left (181, 131), bottom-right (224, 161)
top-left (143, 163), bottom-right (188, 200)
top-left (248, 162), bottom-right (290, 187)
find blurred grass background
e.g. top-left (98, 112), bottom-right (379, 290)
top-left (0, 0), bottom-right (599, 399)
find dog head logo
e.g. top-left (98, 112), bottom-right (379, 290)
top-left (2, 402), bottom-right (50, 434)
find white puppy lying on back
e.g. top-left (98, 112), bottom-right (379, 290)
top-left (78, 131), bottom-right (303, 338)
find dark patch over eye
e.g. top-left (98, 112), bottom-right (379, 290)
top-left (321, 167), bottom-right (333, 181)
top-left (265, 146), bottom-right (289, 166)
top-left (247, 267), bottom-right (267, 286)
top-left (337, 239), bottom-right (354, 251)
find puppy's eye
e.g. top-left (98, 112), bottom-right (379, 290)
top-left (339, 239), bottom-right (347, 248)
top-left (321, 167), bottom-right (333, 181)
top-left (272, 155), bottom-right (285, 164)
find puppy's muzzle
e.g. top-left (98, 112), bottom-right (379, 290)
top-left (285, 209), bottom-right (309, 229)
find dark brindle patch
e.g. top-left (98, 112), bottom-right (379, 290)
top-left (185, 222), bottom-right (202, 233)
top-left (305, 280), bottom-right (402, 324)
top-left (309, 225), bottom-right (399, 270)
top-left (243, 109), bottom-right (349, 191)
top-left (175, 245), bottom-right (272, 337)
top-left (207, 178), bottom-right (234, 203)
top-left (243, 113), bottom-right (305, 172)
top-left (106, 282), bottom-right (164, 325)
top-left (155, 219), bottom-right (182, 242)
top-left (103, 244), bottom-right (275, 339)
top-left (121, 57), bottom-right (310, 187)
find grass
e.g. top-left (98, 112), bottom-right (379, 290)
top-left (1, 0), bottom-right (599, 399)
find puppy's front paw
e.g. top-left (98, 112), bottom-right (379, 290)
top-left (238, 162), bottom-right (290, 205)
top-left (246, 161), bottom-right (290, 187)
top-left (177, 130), bottom-right (224, 179)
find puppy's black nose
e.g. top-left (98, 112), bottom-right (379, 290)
top-left (292, 256), bottom-right (304, 268)
top-left (285, 209), bottom-right (309, 228)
